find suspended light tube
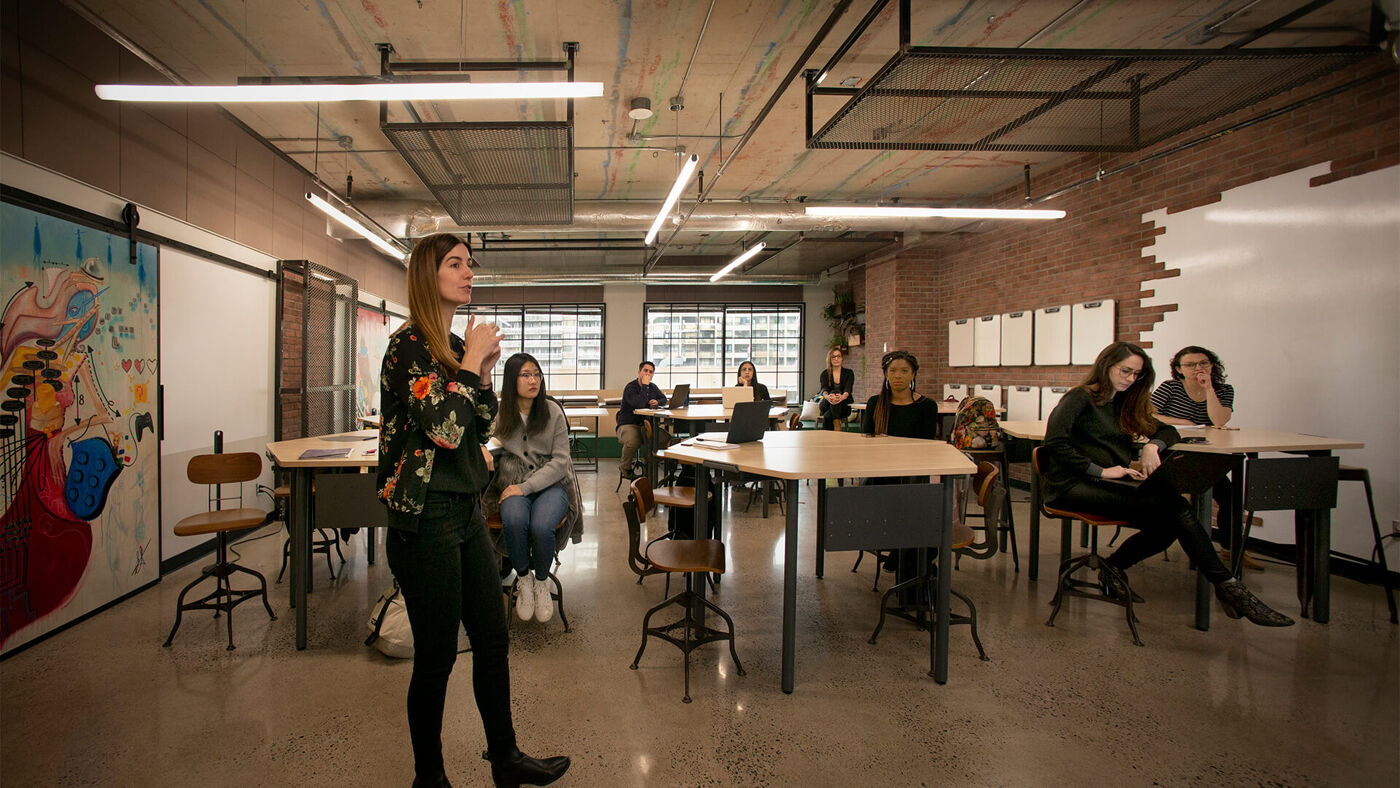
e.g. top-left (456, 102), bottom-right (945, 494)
top-left (305, 193), bottom-right (408, 261)
top-left (95, 81), bottom-right (604, 103)
top-left (645, 154), bottom-right (700, 246)
top-left (710, 242), bottom-right (767, 283)
top-left (804, 206), bottom-right (1066, 220)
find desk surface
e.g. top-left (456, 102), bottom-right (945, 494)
top-left (636, 405), bottom-right (790, 421)
top-left (661, 430), bottom-right (976, 479)
top-left (356, 414), bottom-right (381, 427)
top-left (997, 420), bottom-right (1363, 453)
top-left (562, 406), bottom-right (608, 417)
top-left (267, 429), bottom-right (379, 468)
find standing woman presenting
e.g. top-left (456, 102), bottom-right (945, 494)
top-left (377, 234), bottom-right (570, 788)
top-left (818, 347), bottom-right (855, 430)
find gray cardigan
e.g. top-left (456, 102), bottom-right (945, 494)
top-left (497, 399), bottom-right (572, 496)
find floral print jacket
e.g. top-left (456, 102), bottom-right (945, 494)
top-left (376, 324), bottom-right (497, 531)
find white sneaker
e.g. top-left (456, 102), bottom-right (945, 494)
top-left (515, 573), bottom-right (535, 621)
top-left (533, 574), bottom-right (554, 623)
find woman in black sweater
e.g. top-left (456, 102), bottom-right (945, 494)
top-left (735, 360), bottom-right (771, 402)
top-left (818, 347), bottom-right (856, 430)
top-left (1042, 341), bottom-right (1292, 626)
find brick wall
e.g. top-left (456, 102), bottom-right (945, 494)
top-left (856, 59), bottom-right (1398, 400)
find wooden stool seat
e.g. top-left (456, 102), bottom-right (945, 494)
top-left (646, 539), bottom-right (725, 574)
top-left (951, 522), bottom-right (975, 550)
top-left (174, 508), bottom-right (267, 537)
top-left (1041, 505), bottom-right (1127, 528)
top-left (653, 486), bottom-right (710, 509)
top-left (273, 484), bottom-right (290, 498)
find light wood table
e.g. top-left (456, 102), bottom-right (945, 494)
top-left (634, 405), bottom-right (791, 483)
top-left (999, 420), bottom-right (1362, 625)
top-left (266, 429), bottom-right (379, 650)
top-left (356, 413), bottom-right (381, 428)
top-left (662, 430), bottom-right (976, 691)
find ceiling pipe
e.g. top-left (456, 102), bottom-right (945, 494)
top-left (339, 199), bottom-right (983, 238)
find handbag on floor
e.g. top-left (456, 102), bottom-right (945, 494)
top-left (366, 582), bottom-right (413, 658)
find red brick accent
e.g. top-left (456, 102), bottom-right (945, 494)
top-left (853, 61), bottom-right (1398, 398)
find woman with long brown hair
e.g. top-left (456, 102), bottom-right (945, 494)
top-left (377, 233), bottom-right (570, 787)
top-left (1041, 341), bottom-right (1292, 626)
top-left (818, 347), bottom-right (855, 430)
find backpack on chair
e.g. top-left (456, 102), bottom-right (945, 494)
top-left (949, 396), bottom-right (1001, 450)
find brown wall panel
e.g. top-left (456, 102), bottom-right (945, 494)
top-left (234, 168), bottom-right (274, 250)
top-left (18, 44), bottom-right (120, 194)
top-left (118, 105), bottom-right (187, 220)
top-left (185, 142), bottom-right (236, 239)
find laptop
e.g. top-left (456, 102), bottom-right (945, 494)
top-left (721, 386), bottom-right (755, 411)
top-left (723, 400), bottom-right (770, 444)
top-left (1102, 450), bottom-right (1236, 497)
top-left (670, 383), bottom-right (690, 409)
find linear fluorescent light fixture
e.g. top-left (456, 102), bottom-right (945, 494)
top-left (710, 243), bottom-right (767, 283)
top-left (805, 206), bottom-right (1066, 220)
top-left (645, 154), bottom-right (700, 246)
top-left (305, 193), bottom-right (408, 261)
top-left (95, 81), bottom-right (604, 103)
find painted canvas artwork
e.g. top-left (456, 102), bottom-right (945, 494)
top-left (355, 305), bottom-right (401, 418)
top-left (1, 202), bottom-right (160, 653)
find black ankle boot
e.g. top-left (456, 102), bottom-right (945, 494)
top-left (411, 771), bottom-right (452, 788)
top-left (1098, 565), bottom-right (1145, 603)
top-left (484, 748), bottom-right (571, 788)
top-left (1215, 579), bottom-right (1295, 627)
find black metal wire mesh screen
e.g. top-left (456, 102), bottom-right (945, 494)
top-left (382, 122), bottom-right (573, 225)
top-left (809, 47), bottom-right (1370, 152)
top-left (278, 261), bottom-right (357, 439)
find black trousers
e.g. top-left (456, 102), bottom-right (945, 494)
top-left (387, 491), bottom-right (516, 780)
top-left (1049, 479), bottom-right (1232, 584)
top-left (819, 399), bottom-right (851, 430)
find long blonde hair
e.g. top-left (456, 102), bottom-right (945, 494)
top-left (824, 347), bottom-right (843, 388)
top-left (405, 233), bottom-right (471, 375)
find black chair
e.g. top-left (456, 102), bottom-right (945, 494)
top-left (629, 538), bottom-right (744, 703)
top-left (1032, 448), bottom-right (1142, 646)
top-left (164, 451), bottom-right (276, 650)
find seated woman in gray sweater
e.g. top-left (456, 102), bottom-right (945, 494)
top-left (492, 352), bottom-right (575, 623)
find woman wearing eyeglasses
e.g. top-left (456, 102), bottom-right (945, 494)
top-left (735, 360), bottom-right (771, 403)
top-left (490, 352), bottom-right (579, 624)
top-left (1041, 341), bottom-right (1292, 627)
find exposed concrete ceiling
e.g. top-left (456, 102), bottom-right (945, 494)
top-left (68, 0), bottom-right (1379, 283)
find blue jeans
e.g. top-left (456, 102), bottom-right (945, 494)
top-left (500, 484), bottom-right (568, 580)
top-left (386, 491), bottom-right (516, 780)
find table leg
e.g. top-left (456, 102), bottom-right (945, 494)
top-left (932, 481), bottom-right (952, 684)
top-left (693, 465), bottom-right (710, 628)
top-left (1028, 460), bottom-right (1042, 581)
top-left (645, 415), bottom-right (659, 485)
top-left (782, 478), bottom-right (799, 694)
top-left (815, 478), bottom-right (826, 578)
top-left (1295, 510), bottom-right (1314, 619)
top-left (1312, 507), bottom-right (1331, 623)
top-left (1193, 489), bottom-right (1213, 631)
top-left (292, 468), bottom-right (311, 650)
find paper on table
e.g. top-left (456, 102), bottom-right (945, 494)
top-left (299, 448), bottom-right (351, 459)
top-left (684, 438), bottom-right (739, 450)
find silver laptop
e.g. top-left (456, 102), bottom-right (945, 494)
top-left (721, 386), bottom-right (755, 411)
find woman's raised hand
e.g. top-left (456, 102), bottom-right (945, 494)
top-left (461, 316), bottom-right (503, 378)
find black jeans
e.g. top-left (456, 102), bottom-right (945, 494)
top-left (386, 491), bottom-right (516, 779)
top-left (1049, 479), bottom-right (1232, 584)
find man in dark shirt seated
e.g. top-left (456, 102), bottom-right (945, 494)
top-left (616, 361), bottom-right (668, 478)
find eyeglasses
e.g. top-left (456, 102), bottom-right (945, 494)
top-left (1179, 360), bottom-right (1212, 369)
top-left (1114, 364), bottom-right (1143, 379)
top-left (517, 371), bottom-right (543, 380)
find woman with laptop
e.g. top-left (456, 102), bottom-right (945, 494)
top-left (818, 347), bottom-right (855, 430)
top-left (376, 233), bottom-right (570, 788)
top-left (488, 352), bottom-right (579, 624)
top-left (735, 360), bottom-right (771, 402)
top-left (1041, 341), bottom-right (1292, 627)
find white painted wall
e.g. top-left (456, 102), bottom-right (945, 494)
top-left (602, 283), bottom-right (646, 388)
top-left (1141, 163), bottom-right (1400, 564)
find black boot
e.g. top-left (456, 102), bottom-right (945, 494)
top-left (1098, 565), bottom-right (1145, 603)
top-left (411, 771), bottom-right (451, 788)
top-left (484, 748), bottom-right (571, 788)
top-left (1215, 579), bottom-right (1295, 627)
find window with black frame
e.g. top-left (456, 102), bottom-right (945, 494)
top-left (644, 303), bottom-right (802, 396)
top-left (455, 304), bottom-right (604, 390)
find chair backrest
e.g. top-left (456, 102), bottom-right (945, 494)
top-left (973, 461), bottom-right (1000, 508)
top-left (787, 412), bottom-right (802, 431)
top-left (188, 452), bottom-right (261, 485)
top-left (629, 476), bottom-right (655, 522)
top-left (958, 470), bottom-right (1006, 561)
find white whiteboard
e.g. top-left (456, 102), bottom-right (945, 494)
top-left (948, 318), bottom-right (974, 367)
top-left (159, 247), bottom-right (276, 560)
top-left (1007, 385), bottom-right (1040, 421)
top-left (1000, 310), bottom-right (1033, 366)
top-left (973, 384), bottom-right (1002, 407)
top-left (1034, 305), bottom-right (1071, 365)
top-left (1041, 386), bottom-right (1071, 418)
top-left (972, 314), bottom-right (1001, 366)
top-left (943, 383), bottom-right (968, 401)
top-left (1071, 299), bottom-right (1116, 364)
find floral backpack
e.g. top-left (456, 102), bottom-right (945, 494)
top-left (949, 395), bottom-right (1001, 450)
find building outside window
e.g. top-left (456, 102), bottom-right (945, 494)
top-left (456, 304), bottom-right (604, 390)
top-left (644, 303), bottom-right (802, 395)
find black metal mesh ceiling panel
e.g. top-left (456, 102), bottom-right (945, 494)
top-left (382, 122), bottom-right (573, 225)
top-left (809, 47), bottom-right (1370, 152)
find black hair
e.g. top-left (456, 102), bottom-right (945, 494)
top-left (870, 350), bottom-right (919, 436)
top-left (1169, 346), bottom-right (1227, 387)
top-left (736, 361), bottom-right (760, 387)
top-left (638, 361), bottom-right (655, 371)
top-left (496, 352), bottom-right (550, 440)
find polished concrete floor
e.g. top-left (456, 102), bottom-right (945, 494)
top-left (3, 472), bottom-right (1397, 787)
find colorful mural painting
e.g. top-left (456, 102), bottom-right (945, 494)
top-left (355, 305), bottom-right (401, 418)
top-left (1, 202), bottom-right (160, 653)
